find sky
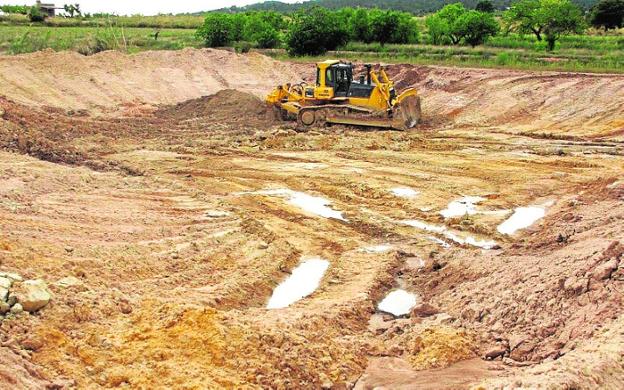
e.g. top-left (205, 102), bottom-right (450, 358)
top-left (8, 1), bottom-right (304, 15)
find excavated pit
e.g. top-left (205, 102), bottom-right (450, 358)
top-left (0, 48), bottom-right (623, 389)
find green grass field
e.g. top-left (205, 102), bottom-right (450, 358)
top-left (0, 15), bottom-right (622, 74)
top-left (0, 25), bottom-right (202, 54)
top-left (327, 35), bottom-right (624, 73)
top-left (0, 14), bottom-right (205, 29)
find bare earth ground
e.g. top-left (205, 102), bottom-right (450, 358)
top-left (0, 48), bottom-right (623, 389)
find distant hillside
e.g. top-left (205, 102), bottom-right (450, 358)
top-left (212, 0), bottom-right (598, 15)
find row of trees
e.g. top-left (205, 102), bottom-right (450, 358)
top-left (196, 8), bottom-right (420, 53)
top-left (196, 0), bottom-right (622, 54)
top-left (196, 11), bottom-right (286, 49)
top-left (425, 0), bottom-right (591, 50)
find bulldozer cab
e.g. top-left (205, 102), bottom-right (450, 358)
top-left (315, 60), bottom-right (376, 100)
top-left (316, 61), bottom-right (353, 99)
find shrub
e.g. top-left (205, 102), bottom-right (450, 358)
top-left (9, 31), bottom-right (52, 54)
top-left (27, 5), bottom-right (45, 22)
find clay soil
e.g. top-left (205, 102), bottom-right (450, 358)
top-left (0, 48), bottom-right (623, 389)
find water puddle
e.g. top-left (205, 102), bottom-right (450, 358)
top-left (497, 206), bottom-right (546, 235)
top-left (390, 187), bottom-right (420, 198)
top-left (378, 289), bottom-right (419, 316)
top-left (443, 232), bottom-right (497, 249)
top-left (402, 219), bottom-right (497, 249)
top-left (267, 257), bottom-right (330, 309)
top-left (440, 196), bottom-right (486, 218)
top-left (241, 189), bottom-right (347, 221)
top-left (402, 219), bottom-right (446, 234)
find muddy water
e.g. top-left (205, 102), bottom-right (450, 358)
top-left (497, 205), bottom-right (547, 235)
top-left (267, 257), bottom-right (330, 309)
top-left (378, 289), bottom-right (419, 316)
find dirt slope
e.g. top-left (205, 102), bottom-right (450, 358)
top-left (0, 48), bottom-right (307, 113)
top-left (386, 65), bottom-right (624, 141)
top-left (1, 48), bottom-right (622, 141)
top-left (0, 49), bottom-right (623, 389)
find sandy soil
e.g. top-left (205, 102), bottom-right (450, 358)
top-left (0, 48), bottom-right (623, 389)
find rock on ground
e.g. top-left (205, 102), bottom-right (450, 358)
top-left (13, 280), bottom-right (52, 313)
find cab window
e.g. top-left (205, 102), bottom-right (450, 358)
top-left (325, 68), bottom-right (334, 86)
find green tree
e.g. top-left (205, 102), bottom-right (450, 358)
top-left (455, 10), bottom-right (499, 46)
top-left (541, 0), bottom-right (586, 50)
top-left (504, 0), bottom-right (545, 40)
top-left (229, 13), bottom-right (247, 42)
top-left (394, 11), bottom-right (420, 44)
top-left (476, 0), bottom-right (496, 12)
top-left (286, 7), bottom-right (349, 56)
top-left (425, 3), bottom-right (467, 45)
top-left (335, 7), bottom-right (356, 39)
top-left (504, 0), bottom-right (585, 49)
top-left (243, 13), bottom-right (281, 48)
top-left (255, 28), bottom-right (281, 48)
top-left (370, 10), bottom-right (418, 45)
top-left (351, 8), bottom-right (372, 42)
top-left (425, 14), bottom-right (449, 45)
top-left (196, 13), bottom-right (235, 47)
top-left (253, 11), bottom-right (287, 31)
top-left (590, 0), bottom-right (624, 30)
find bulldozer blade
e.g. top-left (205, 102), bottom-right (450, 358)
top-left (392, 95), bottom-right (422, 131)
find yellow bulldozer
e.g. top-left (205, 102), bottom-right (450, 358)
top-left (266, 60), bottom-right (421, 131)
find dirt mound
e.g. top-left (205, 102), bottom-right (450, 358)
top-left (0, 48), bottom-right (308, 114)
top-left (0, 89), bottom-right (277, 171)
top-left (155, 89), bottom-right (272, 124)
